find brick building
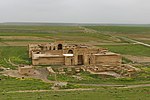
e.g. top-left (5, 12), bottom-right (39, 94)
top-left (28, 41), bottom-right (122, 67)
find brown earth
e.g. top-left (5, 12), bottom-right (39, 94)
top-left (123, 55), bottom-right (150, 63)
top-left (0, 36), bottom-right (48, 40)
top-left (2, 68), bottom-right (55, 83)
top-left (0, 42), bottom-right (50, 46)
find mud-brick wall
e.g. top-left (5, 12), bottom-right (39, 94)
top-left (32, 56), bottom-right (65, 65)
top-left (95, 55), bottom-right (122, 66)
top-left (65, 56), bottom-right (74, 66)
top-left (18, 67), bottom-right (35, 75)
top-left (44, 50), bottom-right (63, 55)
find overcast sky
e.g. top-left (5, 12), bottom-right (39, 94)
top-left (0, 0), bottom-right (150, 24)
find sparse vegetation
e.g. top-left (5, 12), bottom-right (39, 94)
top-left (0, 25), bottom-right (150, 100)
top-left (48, 71), bottom-right (150, 85)
top-left (0, 25), bottom-right (115, 43)
top-left (99, 44), bottom-right (150, 57)
top-left (85, 26), bottom-right (150, 34)
top-left (0, 46), bottom-right (30, 69)
top-left (0, 87), bottom-right (150, 100)
top-left (0, 75), bottom-right (52, 92)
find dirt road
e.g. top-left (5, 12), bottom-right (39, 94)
top-left (5, 88), bottom-right (94, 93)
top-left (120, 37), bottom-right (150, 47)
top-left (4, 83), bottom-right (150, 94)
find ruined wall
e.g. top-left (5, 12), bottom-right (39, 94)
top-left (18, 67), bottom-right (35, 75)
top-left (28, 42), bottom-right (64, 58)
top-left (65, 56), bottom-right (74, 66)
top-left (32, 56), bottom-right (65, 65)
top-left (29, 42), bottom-right (123, 67)
top-left (88, 49), bottom-right (99, 54)
top-left (28, 44), bottom-right (41, 58)
top-left (95, 55), bottom-right (122, 66)
top-left (44, 50), bottom-right (63, 55)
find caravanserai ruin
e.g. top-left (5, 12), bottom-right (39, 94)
top-left (28, 41), bottom-right (121, 67)
top-left (7, 41), bottom-right (139, 77)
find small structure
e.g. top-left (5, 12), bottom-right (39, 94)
top-left (18, 65), bottom-right (35, 75)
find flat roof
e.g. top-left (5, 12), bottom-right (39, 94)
top-left (63, 54), bottom-right (73, 57)
top-left (94, 52), bottom-right (120, 56)
top-left (32, 54), bottom-right (63, 59)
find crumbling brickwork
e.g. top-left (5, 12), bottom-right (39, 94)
top-left (29, 41), bottom-right (122, 67)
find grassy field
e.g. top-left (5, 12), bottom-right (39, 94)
top-left (1, 25), bottom-right (150, 45)
top-left (99, 44), bottom-right (150, 57)
top-left (48, 70), bottom-right (150, 85)
top-left (0, 46), bottom-right (30, 69)
top-left (85, 26), bottom-right (150, 34)
top-left (0, 25), bottom-right (115, 43)
top-left (0, 75), bottom-right (52, 92)
top-left (86, 26), bottom-right (150, 44)
top-left (0, 25), bottom-right (150, 100)
top-left (0, 87), bottom-right (150, 100)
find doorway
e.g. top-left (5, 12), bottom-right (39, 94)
top-left (78, 55), bottom-right (84, 65)
top-left (58, 44), bottom-right (62, 50)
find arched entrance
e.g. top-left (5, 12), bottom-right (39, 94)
top-left (68, 50), bottom-right (73, 54)
top-left (58, 44), bottom-right (63, 50)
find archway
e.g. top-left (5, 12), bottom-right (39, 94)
top-left (68, 50), bottom-right (73, 54)
top-left (58, 44), bottom-right (63, 50)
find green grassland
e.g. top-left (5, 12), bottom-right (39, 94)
top-left (0, 25), bottom-right (150, 100)
top-left (99, 44), bottom-right (150, 57)
top-left (0, 46), bottom-right (30, 69)
top-left (85, 26), bottom-right (150, 44)
top-left (0, 25), bottom-right (114, 43)
top-left (0, 75), bottom-right (52, 92)
top-left (85, 26), bottom-right (150, 34)
top-left (0, 87), bottom-right (150, 100)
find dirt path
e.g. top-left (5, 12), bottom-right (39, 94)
top-left (121, 84), bottom-right (150, 88)
top-left (77, 84), bottom-right (125, 87)
top-left (4, 83), bottom-right (150, 94)
top-left (120, 37), bottom-right (150, 47)
top-left (2, 69), bottom-right (150, 89)
top-left (5, 88), bottom-right (94, 93)
top-left (2, 67), bottom-right (150, 93)
top-left (75, 83), bottom-right (150, 89)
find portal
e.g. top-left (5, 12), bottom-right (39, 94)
top-left (78, 55), bottom-right (84, 65)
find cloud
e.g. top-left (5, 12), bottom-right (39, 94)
top-left (0, 0), bottom-right (150, 24)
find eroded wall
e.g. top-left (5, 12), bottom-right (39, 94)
top-left (95, 55), bottom-right (122, 66)
top-left (32, 56), bottom-right (64, 65)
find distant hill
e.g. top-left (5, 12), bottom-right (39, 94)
top-left (0, 22), bottom-right (150, 27)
